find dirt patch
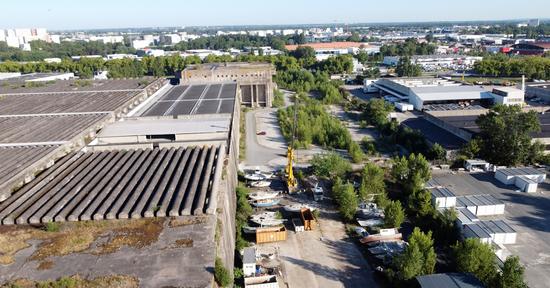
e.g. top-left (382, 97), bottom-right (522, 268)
top-left (168, 216), bottom-right (207, 228)
top-left (36, 260), bottom-right (54, 270)
top-left (0, 227), bottom-right (47, 265)
top-left (93, 218), bottom-right (164, 255)
top-left (0, 218), bottom-right (165, 264)
top-left (173, 238), bottom-right (194, 248)
top-left (1, 274), bottom-right (139, 288)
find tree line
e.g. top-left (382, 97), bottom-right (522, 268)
top-left (474, 54), bottom-right (550, 80)
top-left (0, 40), bottom-right (136, 62)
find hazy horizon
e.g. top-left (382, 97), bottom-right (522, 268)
top-left (1, 0), bottom-right (549, 30)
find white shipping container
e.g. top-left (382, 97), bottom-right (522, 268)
top-left (504, 232), bottom-right (517, 244)
top-left (494, 203), bottom-right (505, 215)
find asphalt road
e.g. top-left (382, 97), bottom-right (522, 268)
top-left (244, 110), bottom-right (285, 168)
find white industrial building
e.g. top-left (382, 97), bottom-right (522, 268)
top-left (382, 55), bottom-right (482, 70)
top-left (495, 167), bottom-right (546, 193)
top-left (370, 78), bottom-right (525, 111)
top-left (491, 87), bottom-right (525, 106)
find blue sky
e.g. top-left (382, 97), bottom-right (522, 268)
top-left (1, 0), bottom-right (548, 30)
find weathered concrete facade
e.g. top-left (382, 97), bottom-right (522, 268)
top-left (178, 62), bottom-right (275, 107)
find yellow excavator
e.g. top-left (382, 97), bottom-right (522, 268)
top-left (285, 98), bottom-right (298, 192)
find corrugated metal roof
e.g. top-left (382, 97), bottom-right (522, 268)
top-left (457, 208), bottom-right (479, 223)
top-left (431, 187), bottom-right (455, 198)
top-left (465, 224), bottom-right (491, 239)
top-left (497, 167), bottom-right (545, 177)
top-left (243, 247), bottom-right (256, 264)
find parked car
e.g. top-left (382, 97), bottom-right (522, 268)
top-left (257, 131), bottom-right (266, 136)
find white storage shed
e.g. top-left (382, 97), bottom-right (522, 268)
top-left (463, 223), bottom-right (492, 244)
top-left (430, 187), bottom-right (456, 209)
top-left (495, 167), bottom-right (546, 192)
top-left (479, 220), bottom-right (517, 245)
top-left (456, 208), bottom-right (479, 229)
top-left (464, 159), bottom-right (490, 172)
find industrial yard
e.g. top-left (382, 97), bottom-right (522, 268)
top-left (431, 170), bottom-right (550, 288)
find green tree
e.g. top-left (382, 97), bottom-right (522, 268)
top-left (363, 98), bottom-right (395, 129)
top-left (394, 228), bottom-right (436, 280)
top-left (391, 154), bottom-right (431, 195)
top-left (315, 55), bottom-right (354, 75)
top-left (272, 89), bottom-right (285, 108)
top-left (495, 256), bottom-right (527, 288)
top-left (407, 189), bottom-right (434, 217)
top-left (359, 162), bottom-right (385, 202)
top-left (384, 200), bottom-right (405, 228)
top-left (310, 152), bottom-right (352, 179)
top-left (476, 104), bottom-right (541, 166)
top-left (396, 56), bottom-right (422, 77)
top-left (453, 238), bottom-right (498, 286)
top-left (290, 46), bottom-right (316, 68)
top-left (428, 143), bottom-right (446, 162)
top-left (332, 178), bottom-right (358, 222)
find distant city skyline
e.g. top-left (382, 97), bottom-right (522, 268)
top-left (0, 0), bottom-right (549, 30)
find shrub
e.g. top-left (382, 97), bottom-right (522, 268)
top-left (44, 221), bottom-right (60, 233)
top-left (214, 257), bottom-right (233, 287)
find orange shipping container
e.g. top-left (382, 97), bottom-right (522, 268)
top-left (256, 226), bottom-right (287, 244)
top-left (300, 208), bottom-right (316, 231)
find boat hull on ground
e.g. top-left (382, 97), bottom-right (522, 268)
top-left (252, 198), bottom-right (281, 207)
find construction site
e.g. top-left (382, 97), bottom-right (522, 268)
top-left (0, 67), bottom-right (258, 286)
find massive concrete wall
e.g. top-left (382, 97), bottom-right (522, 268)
top-left (179, 63), bottom-right (274, 108)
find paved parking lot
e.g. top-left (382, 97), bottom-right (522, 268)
top-left (432, 170), bottom-right (550, 288)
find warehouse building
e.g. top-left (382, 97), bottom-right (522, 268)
top-left (511, 42), bottom-right (550, 56)
top-left (422, 109), bottom-right (550, 152)
top-left (372, 78), bottom-right (525, 111)
top-left (525, 82), bottom-right (550, 102)
top-left (0, 78), bottom-right (166, 201)
top-left (178, 62), bottom-right (275, 107)
top-left (0, 77), bottom-right (241, 286)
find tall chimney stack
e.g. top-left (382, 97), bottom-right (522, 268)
top-left (521, 75), bottom-right (525, 91)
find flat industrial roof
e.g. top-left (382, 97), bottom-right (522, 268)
top-left (402, 117), bottom-right (467, 150)
top-left (412, 86), bottom-right (492, 101)
top-left (497, 167), bottom-right (545, 177)
top-left (416, 273), bottom-right (484, 288)
top-left (434, 113), bottom-right (550, 139)
top-left (99, 117), bottom-right (231, 138)
top-left (0, 91), bottom-right (143, 115)
top-left (141, 84), bottom-right (237, 117)
top-left (0, 114), bottom-right (110, 144)
top-left (0, 78), bottom-right (154, 95)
